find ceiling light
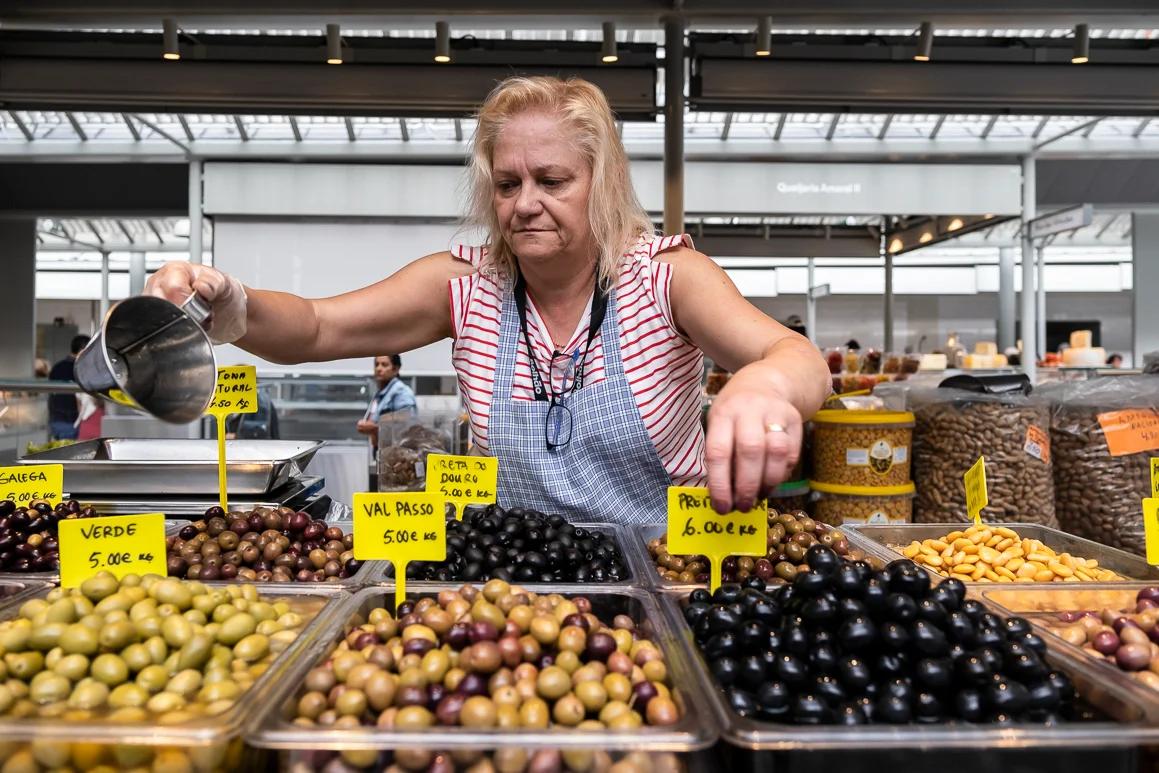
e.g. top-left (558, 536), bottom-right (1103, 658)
top-left (162, 18), bottom-right (180, 60)
top-left (1072, 23), bottom-right (1090, 64)
top-left (947, 217), bottom-right (965, 231)
top-left (326, 24), bottom-right (343, 64)
top-left (435, 21), bottom-right (451, 63)
top-left (918, 231), bottom-right (934, 243)
top-left (914, 21), bottom-right (933, 62)
top-left (601, 22), bottom-right (618, 63)
top-left (888, 237), bottom-right (904, 254)
top-left (755, 16), bottom-right (772, 57)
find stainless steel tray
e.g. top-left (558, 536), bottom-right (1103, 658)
top-left (845, 523), bottom-right (1159, 583)
top-left (20, 438), bottom-right (323, 495)
top-left (659, 589), bottom-right (1159, 750)
top-left (248, 584), bottom-right (719, 751)
top-left (77, 475), bottom-right (325, 517)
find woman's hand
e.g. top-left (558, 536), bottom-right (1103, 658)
top-left (144, 262), bottom-right (248, 344)
top-left (356, 419), bottom-right (378, 436)
top-left (705, 370), bottom-right (804, 514)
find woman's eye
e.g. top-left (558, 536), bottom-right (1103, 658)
top-left (496, 181), bottom-right (517, 193)
top-left (542, 178), bottom-right (562, 188)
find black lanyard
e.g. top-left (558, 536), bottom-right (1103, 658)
top-left (513, 272), bottom-right (609, 403)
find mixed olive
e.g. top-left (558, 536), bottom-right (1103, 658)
top-left (0, 572), bottom-right (316, 724)
top-left (648, 509), bottom-right (883, 585)
top-left (0, 498), bottom-right (96, 573)
top-left (403, 505), bottom-right (629, 583)
top-left (1048, 587), bottom-right (1159, 690)
top-left (686, 547), bottom-right (1082, 725)
top-left (297, 748), bottom-right (682, 773)
top-left (166, 506), bottom-right (362, 583)
top-left (290, 581), bottom-right (680, 769)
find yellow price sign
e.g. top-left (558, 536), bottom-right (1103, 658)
top-left (205, 365), bottom-right (259, 512)
top-left (1151, 458), bottom-right (1159, 499)
top-left (58, 513), bottom-right (168, 588)
top-left (353, 492), bottom-right (446, 606)
top-left (425, 454), bottom-right (498, 519)
top-left (0, 464), bottom-right (63, 507)
top-left (964, 455), bottom-right (988, 526)
top-left (666, 486), bottom-right (767, 592)
top-left (1145, 499), bottom-right (1159, 566)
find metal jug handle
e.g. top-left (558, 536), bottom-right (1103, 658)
top-left (181, 293), bottom-right (214, 330)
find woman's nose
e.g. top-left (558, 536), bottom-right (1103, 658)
top-left (514, 184), bottom-right (543, 216)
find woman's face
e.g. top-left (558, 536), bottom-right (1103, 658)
top-left (491, 111), bottom-right (594, 267)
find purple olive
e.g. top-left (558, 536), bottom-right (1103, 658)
top-left (1116, 643), bottom-right (1152, 671)
top-left (456, 673), bottom-right (488, 697)
top-left (287, 512), bottom-right (310, 533)
top-left (446, 623), bottom-right (471, 649)
top-left (585, 632), bottom-right (617, 661)
top-left (1112, 617), bottom-right (1139, 634)
top-left (1092, 630), bottom-right (1121, 655)
top-left (630, 680), bottom-right (659, 710)
top-left (562, 613), bottom-right (590, 631)
top-left (402, 638), bottom-right (435, 657)
top-left (469, 621), bottom-right (499, 643)
top-left (436, 693), bottom-right (466, 725)
top-left (397, 684), bottom-right (429, 707)
top-left (1137, 587), bottom-right (1159, 604)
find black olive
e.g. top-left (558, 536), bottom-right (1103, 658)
top-left (794, 570), bottom-right (831, 596)
top-left (910, 620), bottom-right (949, 656)
top-left (976, 647), bottom-right (1004, 674)
top-left (946, 611), bottom-right (977, 646)
top-left (886, 560), bottom-right (930, 598)
top-left (775, 654), bottom-right (809, 686)
top-left (957, 654), bottom-right (994, 687)
top-left (810, 629), bottom-right (834, 647)
top-left (916, 598), bottom-right (948, 626)
top-left (838, 655), bottom-right (872, 690)
top-left (977, 612), bottom-right (1003, 631)
top-left (1007, 652), bottom-right (1048, 682)
top-left (738, 654), bottom-right (768, 689)
top-left (838, 598), bottom-right (868, 619)
top-left (879, 621), bottom-right (911, 650)
top-left (914, 691), bottom-right (944, 722)
top-left (875, 652), bottom-right (907, 680)
top-left (961, 599), bottom-right (986, 621)
top-left (782, 625), bottom-right (809, 656)
top-left (986, 679), bottom-right (1030, 714)
top-left (1025, 679), bottom-right (1061, 712)
top-left (874, 694), bottom-right (912, 724)
top-left (704, 631), bottom-right (740, 661)
top-left (915, 657), bottom-right (953, 690)
top-left (684, 602), bottom-right (710, 628)
top-left (862, 579), bottom-right (888, 613)
top-left (741, 575), bottom-right (766, 591)
top-left (975, 627), bottom-right (1005, 649)
top-left (929, 578), bottom-right (965, 611)
top-left (706, 606), bottom-right (742, 634)
top-left (838, 616), bottom-right (877, 652)
top-left (1045, 671), bottom-right (1076, 703)
top-left (727, 687), bottom-right (759, 717)
top-left (805, 545), bottom-right (840, 576)
top-left (689, 588), bottom-right (712, 605)
top-left (1017, 632), bottom-right (1048, 658)
top-left (792, 693), bottom-right (831, 724)
top-left (885, 593), bottom-right (918, 623)
top-left (748, 598), bottom-right (780, 626)
top-left (809, 644), bottom-right (839, 674)
top-left (955, 688), bottom-right (985, 721)
top-left (713, 585), bottom-right (744, 605)
top-left (813, 675), bottom-right (846, 705)
top-left (834, 701), bottom-right (868, 725)
top-left (881, 677), bottom-right (912, 701)
top-left (757, 680), bottom-right (791, 714)
top-left (1004, 616), bottom-right (1032, 638)
top-left (802, 595), bottom-right (837, 625)
top-left (710, 656), bottom-right (739, 687)
top-left (738, 620), bottom-right (769, 652)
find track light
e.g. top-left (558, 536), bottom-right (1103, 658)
top-left (755, 16), bottom-right (772, 57)
top-left (326, 24), bottom-right (343, 64)
top-left (601, 22), bottom-right (618, 63)
top-left (914, 21), bottom-right (933, 62)
top-left (435, 21), bottom-right (451, 63)
top-left (162, 18), bottom-right (180, 60)
top-left (1072, 23), bottom-right (1090, 64)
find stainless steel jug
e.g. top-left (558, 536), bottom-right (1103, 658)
top-left (75, 294), bottom-right (218, 424)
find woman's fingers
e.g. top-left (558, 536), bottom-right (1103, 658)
top-left (731, 419), bottom-right (767, 512)
top-left (704, 414), bottom-right (735, 514)
top-left (760, 413), bottom-right (803, 497)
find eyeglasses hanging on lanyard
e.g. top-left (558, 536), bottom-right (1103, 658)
top-left (513, 272), bottom-right (608, 450)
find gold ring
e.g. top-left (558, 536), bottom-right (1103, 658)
top-left (765, 423), bottom-right (786, 434)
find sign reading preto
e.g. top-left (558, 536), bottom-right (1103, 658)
top-left (964, 456), bottom-right (988, 526)
top-left (59, 513), bottom-right (168, 588)
top-left (0, 464), bottom-right (63, 507)
top-left (666, 486), bottom-right (767, 592)
top-left (353, 492), bottom-right (447, 606)
top-left (425, 454), bottom-right (498, 519)
top-left (207, 365), bottom-right (258, 417)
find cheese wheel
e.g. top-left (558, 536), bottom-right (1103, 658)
top-left (974, 341), bottom-right (998, 356)
top-left (1069, 330), bottom-right (1093, 349)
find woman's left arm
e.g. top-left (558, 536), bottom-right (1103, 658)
top-left (660, 247), bottom-right (831, 514)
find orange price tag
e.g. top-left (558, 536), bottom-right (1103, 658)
top-left (1097, 409), bottom-right (1159, 457)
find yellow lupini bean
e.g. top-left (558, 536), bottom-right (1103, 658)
top-left (895, 523), bottom-right (1123, 583)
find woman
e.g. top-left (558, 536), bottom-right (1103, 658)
top-left (147, 76), bottom-right (830, 522)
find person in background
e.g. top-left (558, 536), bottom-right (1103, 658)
top-left (845, 339), bottom-right (861, 351)
top-left (34, 358), bottom-right (50, 379)
top-left (357, 355), bottom-right (417, 446)
top-left (75, 393), bottom-right (104, 441)
top-left (47, 335), bottom-right (90, 440)
top-left (1106, 353), bottom-right (1124, 368)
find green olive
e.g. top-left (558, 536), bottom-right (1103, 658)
top-left (0, 624), bottom-right (31, 653)
top-left (460, 695), bottom-right (498, 728)
top-left (394, 705), bottom-right (434, 729)
top-left (44, 598), bottom-right (77, 624)
top-left (166, 669), bottom-right (203, 699)
top-left (143, 635), bottom-right (168, 665)
top-left (297, 691), bottom-right (328, 720)
top-left (519, 697), bottom-right (550, 728)
top-left (0, 684), bottom-right (13, 714)
top-left (197, 680), bottom-right (241, 703)
top-left (120, 643), bottom-right (152, 673)
top-left (29, 673), bottom-right (71, 704)
top-left (152, 579), bottom-right (194, 610)
top-left (536, 665), bottom-right (571, 700)
top-left (26, 622), bottom-right (67, 652)
top-left (97, 619), bottom-right (137, 652)
top-left (255, 619), bottom-right (282, 637)
top-left (552, 693), bottom-right (585, 726)
top-left (90, 654), bottom-right (129, 686)
top-left (4, 652), bottom-right (44, 681)
top-left (176, 633), bottom-right (214, 671)
top-left (79, 572), bottom-right (119, 602)
top-left (145, 690), bottom-right (186, 714)
top-left (335, 688), bottom-right (368, 717)
top-left (67, 678), bottom-right (110, 709)
top-left (128, 598), bottom-right (159, 622)
top-left (134, 615), bottom-right (162, 639)
top-left (136, 664), bottom-right (170, 694)
top-left (160, 615), bottom-right (193, 649)
top-left (108, 682), bottom-right (149, 708)
top-left (94, 591), bottom-right (133, 615)
top-left (575, 680), bottom-right (608, 712)
top-left (233, 634), bottom-right (269, 663)
top-left (216, 614), bottom-right (256, 646)
top-left (19, 598), bottom-right (48, 620)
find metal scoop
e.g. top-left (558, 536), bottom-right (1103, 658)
top-left (75, 294), bottom-right (218, 424)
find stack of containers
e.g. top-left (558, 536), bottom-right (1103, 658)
top-left (807, 408), bottom-right (916, 526)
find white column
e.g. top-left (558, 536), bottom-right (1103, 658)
top-left (99, 251), bottom-right (110, 321)
top-left (1132, 213), bottom-right (1159, 367)
top-left (998, 245), bottom-right (1016, 351)
top-left (189, 160), bottom-right (203, 264)
top-left (129, 251), bottom-right (147, 296)
top-left (1036, 243), bottom-right (1047, 359)
top-left (805, 257), bottom-right (817, 344)
top-left (0, 220), bottom-right (37, 378)
top-left (1020, 155), bottom-right (1037, 381)
top-left (883, 249), bottom-right (894, 352)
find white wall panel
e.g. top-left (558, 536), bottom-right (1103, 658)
top-left (213, 220), bottom-right (463, 375)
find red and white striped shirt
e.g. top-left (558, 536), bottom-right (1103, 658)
top-left (448, 233), bottom-right (707, 486)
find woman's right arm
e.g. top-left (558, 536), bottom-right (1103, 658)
top-left (145, 251), bottom-right (474, 364)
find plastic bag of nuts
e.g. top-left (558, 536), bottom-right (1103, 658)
top-left (1040, 376), bottom-right (1159, 555)
top-left (377, 415), bottom-right (453, 491)
top-left (909, 386), bottom-right (1057, 527)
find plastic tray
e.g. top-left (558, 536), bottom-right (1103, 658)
top-left (631, 522), bottom-right (891, 592)
top-left (658, 589), bottom-right (1159, 751)
top-left (978, 583), bottom-right (1159, 721)
top-left (248, 584), bottom-right (720, 753)
top-left (0, 578), bottom-right (53, 612)
top-left (380, 523), bottom-right (651, 590)
top-left (845, 522), bottom-right (1159, 583)
top-left (0, 583), bottom-right (348, 747)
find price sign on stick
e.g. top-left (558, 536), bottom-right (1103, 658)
top-left (0, 464), bottom-right (63, 507)
top-left (353, 492), bottom-right (446, 606)
top-left (425, 454), bottom-right (498, 519)
top-left (205, 365), bottom-right (258, 511)
top-left (1151, 458), bottom-right (1159, 499)
top-left (59, 513), bottom-right (167, 588)
top-left (1144, 499), bottom-right (1159, 566)
top-left (666, 486), bottom-right (767, 592)
top-left (964, 456), bottom-right (988, 526)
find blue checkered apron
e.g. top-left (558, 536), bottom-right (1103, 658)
top-left (487, 281), bottom-right (672, 525)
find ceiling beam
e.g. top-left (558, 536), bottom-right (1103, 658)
top-left (454, 118), bottom-right (463, 141)
top-left (399, 117), bottom-right (409, 142)
top-left (344, 117), bottom-right (356, 142)
top-left (121, 112), bottom-right (140, 140)
top-left (287, 115), bottom-right (302, 141)
top-left (824, 113), bottom-right (841, 140)
top-left (232, 115), bottom-right (249, 141)
top-left (146, 219), bottom-right (166, 243)
top-left (877, 114), bottom-right (893, 140)
top-left (115, 219), bottom-right (135, 244)
top-left (1134, 117), bottom-right (1152, 138)
top-left (64, 111), bottom-right (87, 140)
top-left (6, 110), bottom-right (33, 140)
top-left (720, 112), bottom-right (733, 141)
top-left (1031, 115), bottom-right (1052, 138)
top-left (980, 115), bottom-right (1000, 139)
top-left (176, 114), bottom-right (195, 142)
top-left (772, 113), bottom-right (787, 140)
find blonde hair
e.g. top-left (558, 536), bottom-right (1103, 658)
top-left (464, 76), bottom-right (653, 291)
